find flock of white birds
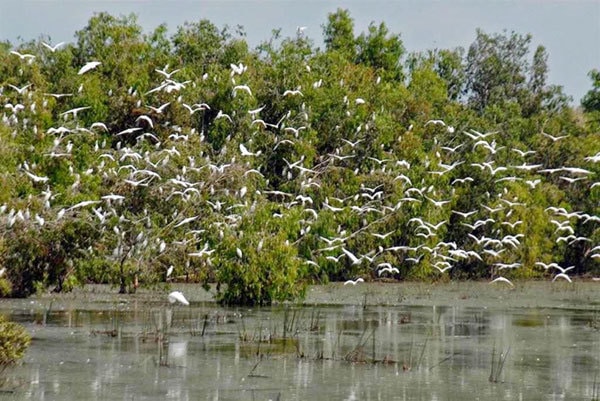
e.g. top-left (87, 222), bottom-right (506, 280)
top-left (1, 40), bottom-right (599, 295)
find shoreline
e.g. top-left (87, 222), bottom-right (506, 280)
top-left (6, 280), bottom-right (598, 311)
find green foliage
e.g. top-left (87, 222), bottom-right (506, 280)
top-left (582, 69), bottom-right (600, 114)
top-left (432, 48), bottom-right (466, 101)
top-left (0, 316), bottom-right (30, 369)
top-left (466, 29), bottom-right (531, 110)
top-left (464, 29), bottom-right (569, 115)
top-left (356, 22), bottom-right (405, 81)
top-left (0, 10), bottom-right (598, 305)
top-left (213, 204), bottom-right (306, 305)
top-left (323, 8), bottom-right (356, 59)
top-left (0, 278), bottom-right (11, 297)
top-left (1, 218), bottom-right (100, 297)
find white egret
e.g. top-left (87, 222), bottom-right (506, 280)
top-left (7, 83), bottom-right (32, 94)
top-left (42, 41), bottom-right (65, 52)
top-left (489, 277), bottom-right (514, 287)
top-left (168, 291), bottom-right (189, 305)
top-left (552, 273), bottom-right (572, 283)
top-left (78, 61), bottom-right (101, 75)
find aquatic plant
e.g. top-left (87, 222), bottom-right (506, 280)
top-left (344, 327), bottom-right (374, 363)
top-left (489, 344), bottom-right (510, 383)
top-left (402, 336), bottom-right (428, 371)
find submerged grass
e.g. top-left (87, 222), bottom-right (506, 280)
top-left (489, 344), bottom-right (510, 383)
top-left (403, 336), bottom-right (428, 371)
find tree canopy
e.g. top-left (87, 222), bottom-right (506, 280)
top-left (0, 10), bottom-right (598, 305)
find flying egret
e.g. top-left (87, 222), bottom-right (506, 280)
top-left (248, 105), bottom-right (265, 116)
top-left (78, 61), bottom-right (101, 75)
top-left (10, 51), bottom-right (35, 62)
top-left (283, 89), bottom-right (303, 97)
top-left (378, 266), bottom-right (400, 276)
top-left (552, 273), bottom-right (572, 283)
top-left (239, 143), bottom-right (258, 156)
top-left (148, 102), bottom-right (170, 114)
top-left (341, 248), bottom-right (361, 265)
top-left (23, 170), bottom-right (49, 183)
top-left (42, 41), bottom-right (65, 52)
top-left (155, 65), bottom-right (180, 79)
top-left (168, 291), bottom-right (189, 305)
top-left (542, 132), bottom-right (569, 142)
top-left (233, 84), bottom-right (252, 96)
top-left (489, 277), bottom-right (514, 287)
top-left (7, 83), bottom-right (33, 94)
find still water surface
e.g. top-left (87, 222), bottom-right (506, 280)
top-left (1, 284), bottom-right (599, 400)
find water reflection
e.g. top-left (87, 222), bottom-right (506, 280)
top-left (0, 301), bottom-right (599, 400)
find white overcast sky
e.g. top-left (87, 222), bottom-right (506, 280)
top-left (1, 0), bottom-right (598, 102)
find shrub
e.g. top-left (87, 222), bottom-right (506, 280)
top-left (213, 205), bottom-right (307, 305)
top-left (0, 316), bottom-right (31, 372)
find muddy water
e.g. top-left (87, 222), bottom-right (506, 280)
top-left (1, 282), bottom-right (599, 400)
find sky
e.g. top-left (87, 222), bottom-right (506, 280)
top-left (1, 0), bottom-right (599, 103)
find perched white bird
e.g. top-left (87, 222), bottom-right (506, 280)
top-left (168, 291), bottom-right (189, 305)
top-left (230, 62), bottom-right (247, 76)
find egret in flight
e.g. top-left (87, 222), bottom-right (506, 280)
top-left (168, 291), bottom-right (190, 305)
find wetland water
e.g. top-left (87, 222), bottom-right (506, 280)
top-left (1, 282), bottom-right (599, 400)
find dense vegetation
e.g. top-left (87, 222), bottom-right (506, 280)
top-left (0, 10), bottom-right (598, 305)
